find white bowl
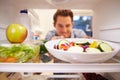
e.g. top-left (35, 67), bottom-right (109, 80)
top-left (45, 38), bottom-right (120, 63)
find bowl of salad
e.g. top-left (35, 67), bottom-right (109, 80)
top-left (0, 43), bottom-right (40, 63)
top-left (45, 38), bottom-right (120, 63)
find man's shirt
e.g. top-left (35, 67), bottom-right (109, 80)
top-left (45, 29), bottom-right (87, 41)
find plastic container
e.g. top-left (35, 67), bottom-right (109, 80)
top-left (19, 9), bottom-right (32, 41)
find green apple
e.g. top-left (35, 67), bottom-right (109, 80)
top-left (6, 23), bottom-right (28, 43)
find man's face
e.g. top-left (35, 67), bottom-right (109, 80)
top-left (54, 16), bottom-right (73, 38)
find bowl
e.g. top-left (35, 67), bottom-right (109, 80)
top-left (0, 43), bottom-right (40, 63)
top-left (45, 38), bottom-right (120, 63)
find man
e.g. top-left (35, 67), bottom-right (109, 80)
top-left (45, 9), bottom-right (88, 80)
top-left (45, 9), bottom-right (107, 80)
top-left (45, 9), bottom-right (88, 41)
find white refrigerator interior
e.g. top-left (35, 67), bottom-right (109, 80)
top-left (0, 0), bottom-right (120, 80)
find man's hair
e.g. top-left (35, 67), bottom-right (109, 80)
top-left (53, 9), bottom-right (73, 24)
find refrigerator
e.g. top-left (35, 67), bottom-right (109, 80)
top-left (0, 0), bottom-right (120, 80)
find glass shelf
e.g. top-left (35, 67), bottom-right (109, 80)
top-left (0, 57), bottom-right (120, 73)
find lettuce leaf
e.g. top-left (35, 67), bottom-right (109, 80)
top-left (0, 44), bottom-right (40, 62)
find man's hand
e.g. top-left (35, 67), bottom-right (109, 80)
top-left (83, 36), bottom-right (91, 38)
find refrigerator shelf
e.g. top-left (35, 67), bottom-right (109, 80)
top-left (0, 58), bottom-right (120, 73)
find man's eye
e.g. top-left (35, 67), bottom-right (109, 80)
top-left (66, 24), bottom-right (70, 28)
top-left (58, 24), bottom-right (63, 28)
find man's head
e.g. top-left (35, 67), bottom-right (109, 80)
top-left (53, 9), bottom-right (74, 38)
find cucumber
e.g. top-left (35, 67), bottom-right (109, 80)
top-left (96, 40), bottom-right (103, 46)
top-left (40, 40), bottom-right (48, 54)
top-left (98, 42), bottom-right (113, 52)
top-left (58, 40), bottom-right (70, 49)
top-left (86, 48), bottom-right (101, 53)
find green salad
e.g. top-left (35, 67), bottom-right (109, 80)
top-left (0, 44), bottom-right (40, 63)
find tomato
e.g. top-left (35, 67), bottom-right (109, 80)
top-left (69, 42), bottom-right (75, 46)
top-left (62, 45), bottom-right (70, 51)
top-left (59, 44), bottom-right (65, 49)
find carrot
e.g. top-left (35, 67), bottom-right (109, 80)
top-left (0, 57), bottom-right (7, 62)
top-left (5, 57), bottom-right (17, 63)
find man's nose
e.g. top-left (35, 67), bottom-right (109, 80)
top-left (62, 27), bottom-right (67, 32)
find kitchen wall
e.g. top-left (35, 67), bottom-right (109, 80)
top-left (93, 0), bottom-right (120, 42)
